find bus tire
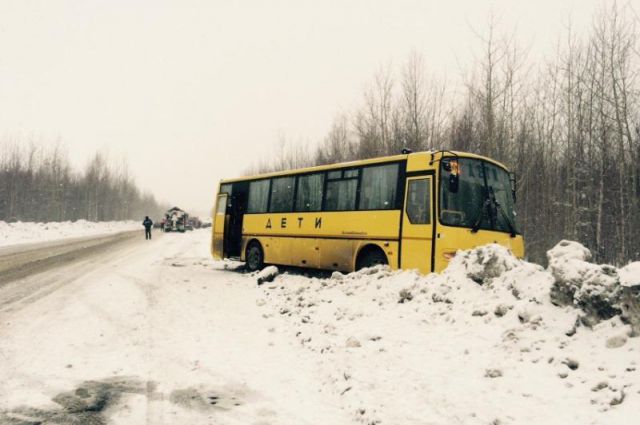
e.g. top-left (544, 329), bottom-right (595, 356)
top-left (245, 241), bottom-right (265, 272)
top-left (356, 245), bottom-right (388, 270)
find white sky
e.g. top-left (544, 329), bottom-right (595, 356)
top-left (0, 0), bottom-right (606, 214)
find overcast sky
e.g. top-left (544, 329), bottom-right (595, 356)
top-left (0, 0), bottom-right (606, 214)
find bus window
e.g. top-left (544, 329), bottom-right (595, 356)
top-left (269, 176), bottom-right (295, 212)
top-left (295, 173), bottom-right (324, 212)
top-left (344, 169), bottom-right (359, 178)
top-left (218, 183), bottom-right (233, 211)
top-left (216, 196), bottom-right (228, 214)
top-left (440, 158), bottom-right (518, 234)
top-left (247, 179), bottom-right (270, 213)
top-left (406, 178), bottom-right (430, 224)
top-left (325, 178), bottom-right (357, 211)
top-left (220, 183), bottom-right (232, 195)
top-left (359, 163), bottom-right (399, 210)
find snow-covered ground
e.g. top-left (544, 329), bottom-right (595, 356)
top-left (0, 230), bottom-right (638, 424)
top-left (256, 244), bottom-right (639, 424)
top-left (0, 220), bottom-right (141, 248)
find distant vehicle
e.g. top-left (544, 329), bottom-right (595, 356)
top-left (211, 150), bottom-right (523, 274)
top-left (186, 216), bottom-right (202, 231)
top-left (163, 207), bottom-right (188, 233)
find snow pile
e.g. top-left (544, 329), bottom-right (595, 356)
top-left (0, 220), bottom-right (141, 248)
top-left (548, 240), bottom-right (640, 334)
top-left (619, 262), bottom-right (640, 287)
top-left (449, 243), bottom-right (523, 284)
top-left (256, 242), bottom-right (639, 424)
top-left (619, 263), bottom-right (640, 338)
top-left (255, 265), bottom-right (280, 285)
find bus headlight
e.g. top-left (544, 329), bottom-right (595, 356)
top-left (443, 251), bottom-right (456, 261)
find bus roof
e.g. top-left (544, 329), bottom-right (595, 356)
top-left (219, 150), bottom-right (510, 184)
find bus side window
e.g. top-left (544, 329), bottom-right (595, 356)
top-left (216, 196), bottom-right (227, 214)
top-left (269, 176), bottom-right (295, 212)
top-left (219, 183), bottom-right (233, 211)
top-left (295, 173), bottom-right (324, 212)
top-left (247, 180), bottom-right (270, 213)
top-left (325, 179), bottom-right (357, 211)
top-left (359, 163), bottom-right (399, 210)
top-left (220, 183), bottom-right (232, 195)
top-left (406, 179), bottom-right (430, 224)
top-left (324, 168), bottom-right (359, 211)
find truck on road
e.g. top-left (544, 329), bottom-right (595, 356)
top-left (162, 207), bottom-right (188, 233)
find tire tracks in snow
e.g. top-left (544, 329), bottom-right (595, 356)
top-left (0, 232), bottom-right (147, 315)
top-left (0, 231), bottom-right (141, 285)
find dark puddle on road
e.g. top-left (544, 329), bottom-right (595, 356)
top-left (0, 377), bottom-right (245, 425)
top-left (169, 387), bottom-right (244, 411)
top-left (0, 377), bottom-right (145, 425)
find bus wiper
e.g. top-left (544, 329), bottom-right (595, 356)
top-left (488, 186), bottom-right (517, 238)
top-left (470, 187), bottom-right (493, 233)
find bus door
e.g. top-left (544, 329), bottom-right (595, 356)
top-left (212, 193), bottom-right (228, 258)
top-left (227, 182), bottom-right (248, 257)
top-left (401, 176), bottom-right (434, 274)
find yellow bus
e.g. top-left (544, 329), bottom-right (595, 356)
top-left (211, 150), bottom-right (524, 274)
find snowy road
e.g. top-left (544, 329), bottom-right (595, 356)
top-left (0, 231), bottom-right (140, 292)
top-left (0, 230), bottom-right (350, 425)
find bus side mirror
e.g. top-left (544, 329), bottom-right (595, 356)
top-left (510, 172), bottom-right (517, 203)
top-left (448, 174), bottom-right (459, 193)
top-left (443, 160), bottom-right (459, 193)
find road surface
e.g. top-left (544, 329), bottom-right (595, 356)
top-left (0, 231), bottom-right (141, 314)
top-left (0, 230), bottom-right (349, 425)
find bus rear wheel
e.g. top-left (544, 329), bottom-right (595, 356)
top-left (356, 246), bottom-right (388, 270)
top-left (245, 241), bottom-right (264, 272)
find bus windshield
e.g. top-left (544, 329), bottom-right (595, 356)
top-left (439, 157), bottom-right (518, 234)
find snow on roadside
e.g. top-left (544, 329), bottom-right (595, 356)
top-left (0, 220), bottom-right (141, 248)
top-left (619, 262), bottom-right (640, 287)
top-left (255, 243), bottom-right (640, 425)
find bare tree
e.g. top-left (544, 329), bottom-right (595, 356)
top-left (0, 140), bottom-right (166, 223)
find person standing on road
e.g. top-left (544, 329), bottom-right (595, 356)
top-left (143, 216), bottom-right (153, 240)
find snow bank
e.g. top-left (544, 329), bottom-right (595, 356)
top-left (548, 240), bottom-right (640, 333)
top-left (256, 265), bottom-right (279, 285)
top-left (619, 262), bottom-right (640, 338)
top-left (619, 262), bottom-right (640, 287)
top-left (0, 220), bottom-right (140, 248)
top-left (255, 242), bottom-right (639, 424)
top-left (451, 243), bottom-right (523, 284)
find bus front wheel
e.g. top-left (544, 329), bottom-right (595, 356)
top-left (246, 241), bottom-right (265, 272)
top-left (356, 246), bottom-right (388, 270)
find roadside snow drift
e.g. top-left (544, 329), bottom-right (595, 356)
top-left (255, 241), bottom-right (640, 425)
top-left (0, 220), bottom-right (140, 248)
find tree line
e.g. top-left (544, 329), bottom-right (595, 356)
top-left (0, 142), bottom-right (166, 223)
top-left (254, 3), bottom-right (640, 266)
